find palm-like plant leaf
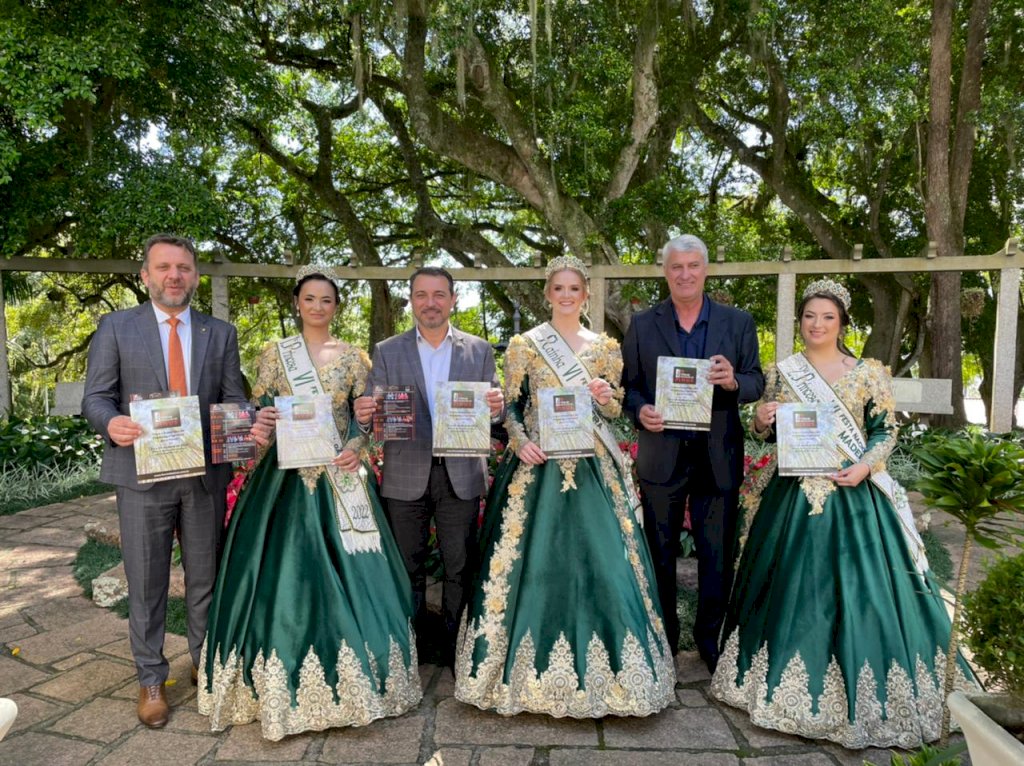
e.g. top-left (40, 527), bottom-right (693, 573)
top-left (912, 431), bottom-right (1024, 742)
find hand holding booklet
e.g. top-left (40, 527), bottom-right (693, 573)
top-left (275, 394), bottom-right (339, 469)
top-left (654, 356), bottom-right (713, 430)
top-left (776, 403), bottom-right (843, 476)
top-left (433, 381), bottom-right (491, 457)
top-left (373, 385), bottom-right (416, 442)
top-left (130, 392), bottom-right (206, 483)
top-left (210, 403), bottom-right (257, 463)
top-left (537, 386), bottom-right (594, 458)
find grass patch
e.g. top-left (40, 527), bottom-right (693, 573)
top-left (73, 539), bottom-right (188, 636)
top-left (73, 539), bottom-right (123, 599)
top-left (922, 527), bottom-right (953, 586)
top-left (1, 462), bottom-right (111, 516)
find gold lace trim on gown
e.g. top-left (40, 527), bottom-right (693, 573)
top-left (197, 626), bottom-right (421, 741)
top-left (711, 630), bottom-right (973, 749)
top-left (454, 333), bottom-right (675, 718)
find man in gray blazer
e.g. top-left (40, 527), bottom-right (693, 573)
top-left (82, 234), bottom-right (254, 728)
top-left (354, 266), bottom-right (502, 665)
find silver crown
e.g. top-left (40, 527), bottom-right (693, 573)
top-left (545, 255), bottom-right (589, 280)
top-left (295, 263), bottom-right (341, 285)
top-left (803, 278), bottom-right (851, 310)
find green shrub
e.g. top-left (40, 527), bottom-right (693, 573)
top-left (0, 416), bottom-right (103, 469)
top-left (961, 554), bottom-right (1024, 700)
top-left (0, 461), bottom-right (110, 515)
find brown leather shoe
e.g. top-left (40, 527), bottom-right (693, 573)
top-left (191, 665), bottom-right (198, 686)
top-left (137, 684), bottom-right (169, 728)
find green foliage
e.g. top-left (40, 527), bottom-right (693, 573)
top-left (0, 416), bottom-right (103, 469)
top-left (676, 586), bottom-right (699, 653)
top-left (921, 529), bottom-right (953, 586)
top-left (913, 432), bottom-right (1024, 550)
top-left (961, 554), bottom-right (1024, 699)
top-left (863, 740), bottom-right (966, 765)
top-left (0, 462), bottom-right (109, 516)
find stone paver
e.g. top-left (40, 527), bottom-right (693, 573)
top-left (0, 492), bottom-right (983, 766)
top-left (320, 713), bottom-right (426, 763)
top-left (424, 747), bottom-right (472, 766)
top-left (603, 707), bottom-right (738, 750)
top-left (550, 752), bottom-right (740, 766)
top-left (433, 698), bottom-right (598, 746)
top-left (0, 731), bottom-right (103, 766)
top-left (97, 729), bottom-right (216, 766)
top-left (13, 611), bottom-right (128, 664)
top-left (2, 693), bottom-right (68, 734)
top-left (0, 655), bottom-right (52, 695)
top-left (31, 658), bottom-right (135, 703)
top-left (477, 745), bottom-right (534, 766)
top-left (213, 722), bottom-right (313, 761)
top-left (49, 696), bottom-right (140, 742)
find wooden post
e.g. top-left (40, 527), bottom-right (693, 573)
top-left (990, 238), bottom-right (1020, 432)
top-left (210, 252), bottom-right (230, 322)
top-left (776, 247), bottom-right (796, 362)
top-left (0, 272), bottom-right (9, 419)
top-left (590, 274), bottom-right (605, 333)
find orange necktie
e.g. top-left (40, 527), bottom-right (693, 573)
top-left (167, 316), bottom-right (188, 397)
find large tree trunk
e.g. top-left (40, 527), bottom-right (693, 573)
top-left (368, 281), bottom-right (395, 352)
top-left (923, 0), bottom-right (991, 427)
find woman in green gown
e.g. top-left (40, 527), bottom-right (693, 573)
top-left (198, 270), bottom-right (421, 741)
top-left (710, 279), bottom-right (969, 749)
top-left (455, 255), bottom-right (675, 718)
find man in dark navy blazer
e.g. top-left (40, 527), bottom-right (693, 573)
top-left (622, 234), bottom-right (764, 672)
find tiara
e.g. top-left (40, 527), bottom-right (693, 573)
top-left (295, 263), bottom-right (341, 285)
top-left (545, 255), bottom-right (589, 280)
top-left (803, 278), bottom-right (851, 310)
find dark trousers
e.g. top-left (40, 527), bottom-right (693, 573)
top-left (116, 477), bottom-right (224, 686)
top-left (640, 444), bottom-right (739, 663)
top-left (383, 461), bottom-right (479, 654)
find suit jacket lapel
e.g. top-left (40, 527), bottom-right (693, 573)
top-left (703, 297), bottom-right (725, 358)
top-left (449, 329), bottom-right (467, 381)
top-left (136, 303), bottom-right (169, 390)
top-left (190, 311), bottom-right (211, 395)
top-left (403, 329), bottom-right (431, 424)
top-left (655, 300), bottom-right (683, 356)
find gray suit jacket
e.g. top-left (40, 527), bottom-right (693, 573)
top-left (368, 327), bottom-right (499, 501)
top-left (81, 302), bottom-right (248, 494)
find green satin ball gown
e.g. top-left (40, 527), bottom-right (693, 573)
top-left (711, 358), bottom-right (971, 749)
top-left (198, 342), bottom-right (421, 741)
top-left (455, 334), bottom-right (675, 718)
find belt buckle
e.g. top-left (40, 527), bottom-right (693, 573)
top-left (433, 455), bottom-right (445, 467)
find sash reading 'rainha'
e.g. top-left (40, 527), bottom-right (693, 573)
top-left (277, 335), bottom-right (381, 554)
top-left (525, 324), bottom-right (643, 524)
top-left (777, 353), bottom-right (926, 573)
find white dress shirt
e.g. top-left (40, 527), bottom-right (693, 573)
top-left (417, 324), bottom-right (454, 422)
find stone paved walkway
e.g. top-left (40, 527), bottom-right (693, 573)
top-left (1, 493), bottom-right (973, 766)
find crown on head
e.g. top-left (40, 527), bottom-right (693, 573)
top-left (802, 278), bottom-right (851, 310)
top-left (295, 263), bottom-right (341, 285)
top-left (544, 255), bottom-right (589, 281)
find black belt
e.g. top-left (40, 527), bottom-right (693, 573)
top-left (432, 456), bottom-right (446, 467)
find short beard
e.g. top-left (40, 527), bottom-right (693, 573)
top-left (149, 283), bottom-right (195, 309)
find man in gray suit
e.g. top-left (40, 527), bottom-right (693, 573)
top-left (354, 267), bottom-right (502, 665)
top-left (82, 234), bottom-right (257, 728)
